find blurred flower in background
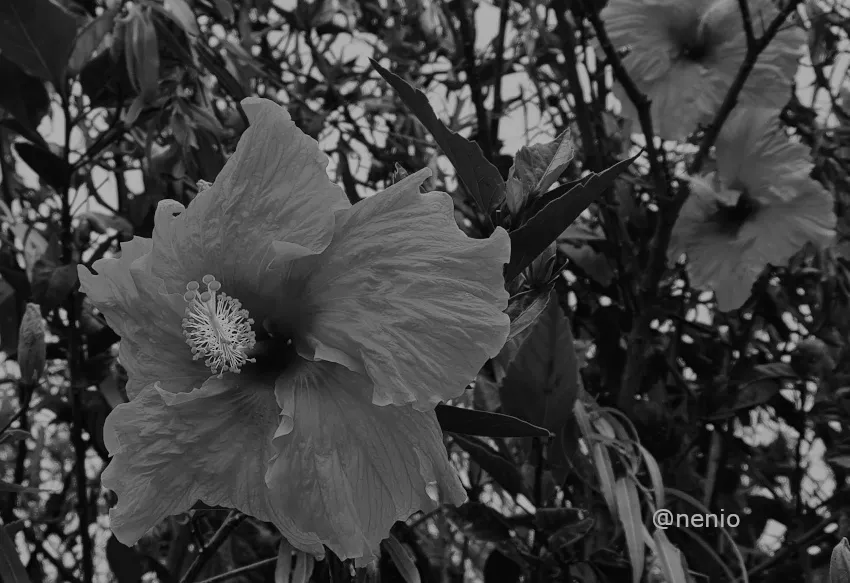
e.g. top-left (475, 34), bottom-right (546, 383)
top-left (77, 98), bottom-right (511, 566)
top-left (669, 108), bottom-right (836, 311)
top-left (598, 0), bottom-right (804, 140)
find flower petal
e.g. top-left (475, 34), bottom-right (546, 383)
top-left (102, 374), bottom-right (323, 554)
top-left (148, 97), bottom-right (349, 296)
top-left (298, 169), bottom-right (511, 410)
top-left (740, 178), bottom-right (837, 262)
top-left (78, 238), bottom-right (209, 400)
top-left (716, 108), bottom-right (813, 200)
top-left (268, 358), bottom-right (467, 566)
top-left (670, 175), bottom-right (764, 311)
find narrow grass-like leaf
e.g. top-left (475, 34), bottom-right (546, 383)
top-left (615, 477), bottom-right (645, 583)
top-left (435, 404), bottom-right (551, 438)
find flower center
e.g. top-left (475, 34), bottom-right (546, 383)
top-left (714, 188), bottom-right (759, 233)
top-left (181, 274), bottom-right (257, 377)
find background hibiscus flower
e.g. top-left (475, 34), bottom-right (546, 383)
top-left (598, 0), bottom-right (804, 140)
top-left (669, 109), bottom-right (836, 311)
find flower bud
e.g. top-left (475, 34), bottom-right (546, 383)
top-left (831, 538), bottom-right (850, 583)
top-left (17, 303), bottom-right (46, 385)
top-left (791, 337), bottom-right (836, 379)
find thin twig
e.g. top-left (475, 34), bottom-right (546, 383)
top-left (180, 510), bottom-right (248, 583)
top-left (196, 556), bottom-right (277, 583)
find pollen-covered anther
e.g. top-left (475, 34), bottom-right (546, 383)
top-left (181, 274), bottom-right (257, 378)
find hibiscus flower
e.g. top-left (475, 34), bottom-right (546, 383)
top-left (669, 109), bottom-right (836, 311)
top-left (598, 0), bottom-right (804, 140)
top-left (79, 97), bottom-right (511, 564)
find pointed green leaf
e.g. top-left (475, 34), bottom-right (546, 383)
top-left (0, 429), bottom-right (30, 445)
top-left (68, 7), bottom-right (119, 76)
top-left (0, 0), bottom-right (80, 84)
top-left (435, 403), bottom-right (551, 438)
top-left (0, 57), bottom-right (49, 147)
top-left (14, 143), bottom-right (71, 191)
top-left (499, 290), bottom-right (581, 432)
top-left (382, 535), bottom-right (421, 583)
top-left (505, 153), bottom-right (638, 282)
top-left (506, 131), bottom-right (574, 214)
top-left (506, 291), bottom-right (552, 344)
top-left (371, 59), bottom-right (505, 215)
top-left (451, 434), bottom-right (528, 498)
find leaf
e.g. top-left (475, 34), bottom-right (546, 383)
top-left (506, 131), bottom-right (574, 215)
top-left (653, 530), bottom-right (688, 583)
top-left (706, 362), bottom-right (798, 420)
top-left (14, 143), bottom-right (71, 191)
top-left (106, 535), bottom-right (146, 583)
top-left (499, 289), bottom-right (581, 432)
top-left (31, 261), bottom-right (78, 312)
top-left (0, 277), bottom-right (19, 354)
top-left (0, 524), bottom-right (31, 583)
top-left (560, 242), bottom-right (615, 286)
top-left (507, 291), bottom-right (551, 344)
top-left (435, 403), bottom-right (551, 438)
top-left (505, 153), bottom-right (639, 282)
top-left (828, 455), bottom-right (850, 469)
top-left (124, 6), bottom-right (159, 100)
top-left (451, 434), bottom-right (528, 498)
top-left (67, 7), bottom-right (119, 75)
top-left (163, 0), bottom-right (200, 36)
top-left (0, 0), bottom-right (80, 84)
top-left (574, 400), bottom-right (617, 515)
top-left (591, 443), bottom-right (617, 515)
top-left (0, 481), bottom-right (42, 495)
top-left (0, 57), bottom-right (50, 147)
top-left (371, 59), bottom-right (506, 215)
top-left (548, 517), bottom-right (595, 548)
top-left (831, 538), bottom-right (850, 583)
top-left (615, 477), bottom-right (645, 583)
top-left (9, 224), bottom-right (49, 282)
top-left (382, 535), bottom-right (421, 583)
top-left (212, 0), bottom-right (235, 22)
top-left (637, 444), bottom-right (665, 509)
top-left (80, 211), bottom-right (134, 238)
top-left (534, 131), bottom-right (574, 195)
top-left (0, 429), bottom-right (30, 445)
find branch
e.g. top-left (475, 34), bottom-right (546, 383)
top-left (452, 0), bottom-right (494, 161)
top-left (489, 0), bottom-right (511, 146)
top-left (61, 86), bottom-right (94, 583)
top-left (180, 510), bottom-right (248, 583)
top-left (689, 0), bottom-right (803, 174)
top-left (737, 0), bottom-right (756, 52)
top-left (582, 1), bottom-right (669, 199)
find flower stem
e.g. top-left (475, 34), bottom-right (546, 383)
top-left (180, 510), bottom-right (248, 583)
